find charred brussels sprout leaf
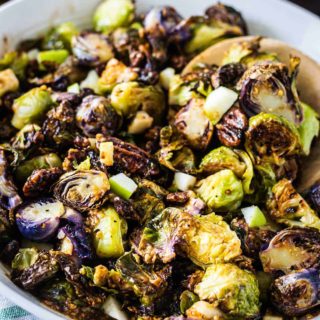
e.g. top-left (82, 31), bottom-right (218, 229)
top-left (54, 170), bottom-right (110, 212)
top-left (260, 227), bottom-right (320, 274)
top-left (15, 153), bottom-right (62, 182)
top-left (115, 251), bottom-right (171, 306)
top-left (194, 263), bottom-right (260, 318)
top-left (307, 181), bottom-right (320, 213)
top-left (11, 124), bottom-right (42, 154)
top-left (136, 208), bottom-right (192, 264)
top-left (12, 248), bottom-right (39, 271)
top-left (245, 113), bottom-right (301, 166)
top-left (182, 213), bottom-right (241, 267)
top-left (11, 87), bottom-right (53, 130)
top-left (174, 98), bottom-right (213, 151)
top-left (199, 146), bottom-right (246, 177)
top-left (110, 82), bottom-right (165, 121)
top-left (0, 149), bottom-right (22, 210)
top-left (237, 60), bottom-right (302, 123)
top-left (15, 198), bottom-right (65, 241)
top-left (76, 95), bottom-right (122, 137)
top-left (298, 102), bottom-right (319, 156)
top-left (93, 0), bottom-right (135, 33)
top-left (196, 169), bottom-right (244, 212)
top-left (72, 32), bottom-right (114, 67)
top-left (267, 179), bottom-right (320, 229)
top-left (58, 223), bottom-right (93, 260)
top-left (89, 207), bottom-right (126, 258)
top-left (271, 269), bottom-right (320, 317)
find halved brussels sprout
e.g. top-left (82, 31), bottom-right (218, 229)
top-left (237, 60), bottom-right (302, 123)
top-left (298, 102), bottom-right (319, 156)
top-left (137, 207), bottom-right (192, 264)
top-left (199, 146), bottom-right (246, 177)
top-left (93, 0), bottom-right (134, 33)
top-left (11, 87), bottom-right (53, 130)
top-left (11, 124), bottom-right (42, 152)
top-left (72, 32), bottom-right (114, 67)
top-left (271, 269), bottom-right (320, 316)
top-left (98, 58), bottom-right (138, 93)
top-left (194, 263), bottom-right (260, 318)
top-left (54, 170), bottom-right (110, 212)
top-left (182, 213), bottom-right (242, 267)
top-left (174, 98), bottom-right (213, 151)
top-left (0, 69), bottom-right (19, 97)
top-left (110, 81), bottom-right (165, 120)
top-left (260, 227), bottom-right (320, 274)
top-left (196, 169), bottom-right (244, 212)
top-left (245, 113), bottom-right (301, 166)
top-left (222, 38), bottom-right (277, 66)
top-left (115, 251), bottom-right (171, 306)
top-left (15, 198), bottom-right (65, 241)
top-left (76, 95), bottom-right (122, 137)
top-left (15, 153), bottom-right (62, 182)
top-left (0, 149), bottom-right (22, 210)
top-left (90, 207), bottom-right (126, 258)
top-left (267, 179), bottom-right (320, 229)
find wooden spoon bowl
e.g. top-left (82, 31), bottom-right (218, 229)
top-left (183, 36), bottom-right (320, 191)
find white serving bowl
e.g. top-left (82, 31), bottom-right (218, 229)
top-left (0, 0), bottom-right (319, 319)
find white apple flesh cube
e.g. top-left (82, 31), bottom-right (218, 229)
top-left (204, 86), bottom-right (238, 124)
top-left (174, 172), bottom-right (197, 192)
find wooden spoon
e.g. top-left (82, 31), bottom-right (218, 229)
top-left (183, 36), bottom-right (320, 192)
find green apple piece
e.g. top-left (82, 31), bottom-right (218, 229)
top-left (241, 205), bottom-right (267, 227)
top-left (37, 49), bottom-right (69, 65)
top-left (67, 83), bottom-right (80, 94)
top-left (110, 173), bottom-right (137, 200)
top-left (204, 86), bottom-right (238, 124)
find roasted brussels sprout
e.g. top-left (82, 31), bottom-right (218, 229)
top-left (271, 269), bottom-right (320, 316)
top-left (88, 207), bottom-right (126, 258)
top-left (15, 198), bottom-right (65, 241)
top-left (182, 213), bottom-right (242, 267)
top-left (11, 87), bottom-right (53, 129)
top-left (0, 51), bottom-right (28, 80)
top-left (110, 81), bottom-right (165, 121)
top-left (245, 113), bottom-right (301, 166)
top-left (260, 227), bottom-right (320, 274)
top-left (11, 248), bottom-right (39, 271)
top-left (58, 223), bottom-right (93, 260)
top-left (194, 263), bottom-right (260, 318)
top-left (267, 179), bottom-right (320, 229)
top-left (0, 149), bottom-right (22, 210)
top-left (11, 124), bottom-right (43, 153)
top-left (0, 69), bottom-right (19, 98)
top-left (15, 153), bottom-right (62, 182)
top-left (136, 207), bottom-right (192, 264)
top-left (237, 60), bottom-right (302, 123)
top-left (53, 170), bottom-right (110, 212)
top-left (72, 32), bottom-right (114, 67)
top-left (199, 146), bottom-right (246, 177)
top-left (180, 290), bottom-right (199, 315)
top-left (42, 22), bottom-right (79, 50)
top-left (174, 98), bottom-right (213, 151)
top-left (196, 169), bottom-right (244, 212)
top-left (115, 251), bottom-right (171, 306)
top-left (298, 102), bottom-right (319, 155)
top-left (98, 58), bottom-right (138, 93)
top-left (93, 0), bottom-right (135, 33)
top-left (76, 95), bottom-right (122, 137)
